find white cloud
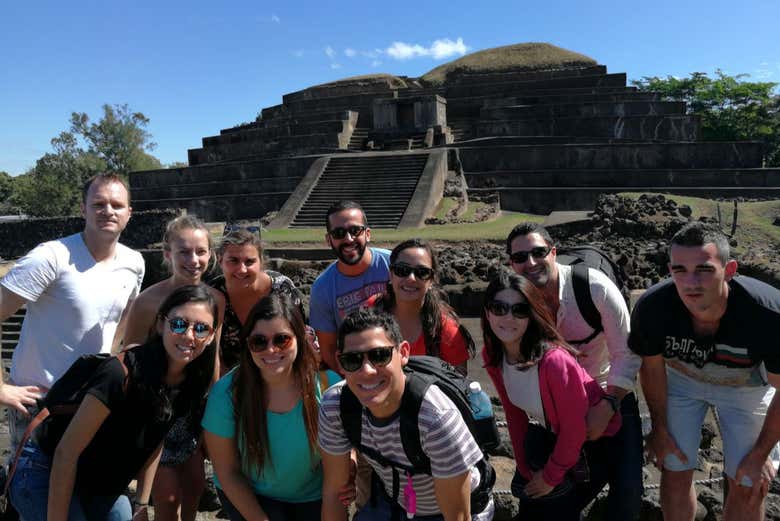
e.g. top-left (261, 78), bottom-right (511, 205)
top-left (271, 14), bottom-right (280, 23)
top-left (361, 49), bottom-right (384, 59)
top-left (325, 46), bottom-right (336, 59)
top-left (344, 48), bottom-right (357, 57)
top-left (330, 63), bottom-right (342, 69)
top-left (291, 49), bottom-right (305, 57)
top-left (386, 37), bottom-right (469, 61)
top-left (371, 59), bottom-right (382, 68)
top-left (755, 68), bottom-right (773, 79)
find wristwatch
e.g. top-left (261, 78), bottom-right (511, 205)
top-left (601, 394), bottom-right (620, 413)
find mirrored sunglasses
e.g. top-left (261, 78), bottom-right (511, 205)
top-left (509, 246), bottom-right (551, 264)
top-left (390, 263), bottom-right (434, 281)
top-left (329, 225), bottom-right (366, 240)
top-left (337, 346), bottom-right (395, 372)
top-left (487, 300), bottom-right (531, 319)
top-left (247, 333), bottom-right (294, 353)
top-left (166, 317), bottom-right (213, 339)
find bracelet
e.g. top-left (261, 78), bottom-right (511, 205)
top-left (600, 394), bottom-right (620, 413)
top-left (133, 500), bottom-right (148, 507)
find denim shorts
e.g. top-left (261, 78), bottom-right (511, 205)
top-left (664, 366), bottom-right (780, 485)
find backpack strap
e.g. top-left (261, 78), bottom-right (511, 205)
top-left (398, 372), bottom-right (433, 475)
top-left (1, 352), bottom-right (130, 511)
top-left (569, 264), bottom-right (602, 345)
top-left (339, 384), bottom-right (364, 451)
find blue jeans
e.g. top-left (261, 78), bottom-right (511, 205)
top-left (354, 491), bottom-right (445, 521)
top-left (216, 488), bottom-right (321, 521)
top-left (9, 442), bottom-right (132, 521)
top-left (604, 392), bottom-right (643, 521)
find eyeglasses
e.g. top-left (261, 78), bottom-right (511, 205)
top-left (337, 346), bottom-right (395, 372)
top-left (390, 263), bottom-right (434, 281)
top-left (329, 225), bottom-right (366, 240)
top-left (166, 317), bottom-right (213, 339)
top-left (247, 333), bottom-right (295, 353)
top-left (487, 300), bottom-right (531, 319)
top-left (509, 246), bottom-right (551, 264)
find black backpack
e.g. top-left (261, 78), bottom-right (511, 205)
top-left (339, 356), bottom-right (497, 515)
top-left (556, 245), bottom-right (629, 345)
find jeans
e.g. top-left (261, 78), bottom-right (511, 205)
top-left (216, 488), bottom-right (321, 521)
top-left (604, 392), bottom-right (643, 521)
top-left (9, 442), bottom-right (132, 521)
top-left (354, 480), bottom-right (494, 520)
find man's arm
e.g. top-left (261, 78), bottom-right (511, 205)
top-left (317, 330), bottom-right (340, 372)
top-left (433, 471), bottom-right (471, 521)
top-left (640, 354), bottom-right (687, 468)
top-left (321, 450), bottom-right (351, 521)
top-left (0, 285), bottom-right (43, 411)
top-left (734, 372), bottom-right (780, 500)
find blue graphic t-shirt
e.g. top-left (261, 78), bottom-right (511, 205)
top-left (309, 247), bottom-right (391, 333)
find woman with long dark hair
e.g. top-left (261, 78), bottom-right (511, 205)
top-left (9, 284), bottom-right (218, 521)
top-left (481, 270), bottom-right (624, 520)
top-left (369, 238), bottom-right (474, 374)
top-left (202, 294), bottom-right (343, 520)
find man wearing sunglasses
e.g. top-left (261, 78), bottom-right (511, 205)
top-left (319, 309), bottom-right (489, 520)
top-left (506, 222), bottom-right (642, 521)
top-left (310, 201), bottom-right (391, 371)
top-left (0, 173), bottom-right (145, 452)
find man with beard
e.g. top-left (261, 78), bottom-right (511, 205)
top-left (630, 222), bottom-right (780, 521)
top-left (506, 222), bottom-right (642, 520)
top-left (0, 173), bottom-right (145, 451)
top-left (310, 201), bottom-right (391, 371)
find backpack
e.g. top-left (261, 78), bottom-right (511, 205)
top-left (556, 245), bottom-right (629, 345)
top-left (339, 356), bottom-right (497, 515)
top-left (0, 353), bottom-right (128, 513)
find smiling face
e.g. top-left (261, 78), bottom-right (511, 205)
top-left (669, 242), bottom-right (736, 321)
top-left (247, 316), bottom-right (298, 382)
top-left (486, 288), bottom-right (530, 348)
top-left (326, 208), bottom-right (370, 266)
top-left (219, 243), bottom-right (262, 291)
top-left (166, 228), bottom-right (211, 284)
top-left (159, 302), bottom-right (214, 370)
top-left (390, 247), bottom-right (434, 303)
top-left (509, 232), bottom-right (557, 289)
top-left (341, 327), bottom-right (408, 419)
top-left (81, 180), bottom-right (132, 241)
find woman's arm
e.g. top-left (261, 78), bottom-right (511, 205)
top-left (210, 289), bottom-right (226, 384)
top-left (204, 431), bottom-right (269, 521)
top-left (131, 441), bottom-right (163, 520)
top-left (121, 293), bottom-right (156, 347)
top-left (48, 394), bottom-right (111, 521)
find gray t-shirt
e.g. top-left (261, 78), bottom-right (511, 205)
top-left (319, 381), bottom-right (483, 516)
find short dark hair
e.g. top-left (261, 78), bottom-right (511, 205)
top-left (325, 201), bottom-right (366, 231)
top-left (506, 222), bottom-right (553, 255)
top-left (670, 222), bottom-right (730, 265)
top-left (337, 308), bottom-right (403, 352)
top-left (82, 173), bottom-right (130, 204)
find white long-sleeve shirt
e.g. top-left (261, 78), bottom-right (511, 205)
top-left (553, 263), bottom-right (640, 391)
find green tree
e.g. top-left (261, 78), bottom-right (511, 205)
top-left (13, 103), bottom-right (161, 217)
top-left (0, 171), bottom-right (18, 214)
top-left (633, 71), bottom-right (780, 166)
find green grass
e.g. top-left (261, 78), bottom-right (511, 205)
top-left (262, 210), bottom-right (544, 244)
top-left (420, 42), bottom-right (597, 86)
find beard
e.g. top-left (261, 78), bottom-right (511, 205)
top-left (336, 241), bottom-right (367, 265)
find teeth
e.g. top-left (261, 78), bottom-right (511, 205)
top-left (261, 355), bottom-right (284, 365)
top-left (359, 381), bottom-right (382, 390)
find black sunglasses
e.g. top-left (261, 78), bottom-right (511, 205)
top-left (166, 317), bottom-right (213, 339)
top-left (509, 246), bottom-right (551, 264)
top-left (487, 300), bottom-right (531, 319)
top-left (329, 225), bottom-right (366, 240)
top-left (390, 263), bottom-right (434, 281)
top-left (337, 346), bottom-right (395, 372)
top-left (247, 333), bottom-right (294, 353)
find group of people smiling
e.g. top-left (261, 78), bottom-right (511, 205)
top-left (1, 175), bottom-right (778, 521)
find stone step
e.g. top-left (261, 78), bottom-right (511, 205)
top-left (132, 176), bottom-right (303, 200)
top-left (464, 168), bottom-right (780, 188)
top-left (448, 65), bottom-right (608, 85)
top-left (133, 191), bottom-right (292, 222)
top-left (481, 101), bottom-right (687, 120)
top-left (202, 120), bottom-right (348, 147)
top-left (475, 115), bottom-right (700, 141)
top-left (458, 142), bottom-right (764, 171)
top-left (188, 132), bottom-right (341, 165)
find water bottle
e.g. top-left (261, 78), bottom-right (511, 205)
top-left (468, 382), bottom-right (500, 450)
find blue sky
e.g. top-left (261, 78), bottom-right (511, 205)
top-left (2, 0), bottom-right (779, 175)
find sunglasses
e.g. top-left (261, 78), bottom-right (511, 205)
top-left (487, 300), bottom-right (531, 319)
top-left (509, 246), bottom-right (551, 264)
top-left (390, 263), bottom-right (434, 281)
top-left (247, 333), bottom-right (295, 353)
top-left (329, 225), bottom-right (366, 240)
top-left (166, 317), bottom-right (213, 339)
top-left (337, 346), bottom-right (395, 372)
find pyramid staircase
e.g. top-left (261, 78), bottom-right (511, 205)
top-left (290, 153), bottom-right (429, 228)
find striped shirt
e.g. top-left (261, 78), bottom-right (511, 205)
top-left (319, 381), bottom-right (483, 516)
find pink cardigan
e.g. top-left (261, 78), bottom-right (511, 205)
top-left (483, 345), bottom-right (622, 487)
